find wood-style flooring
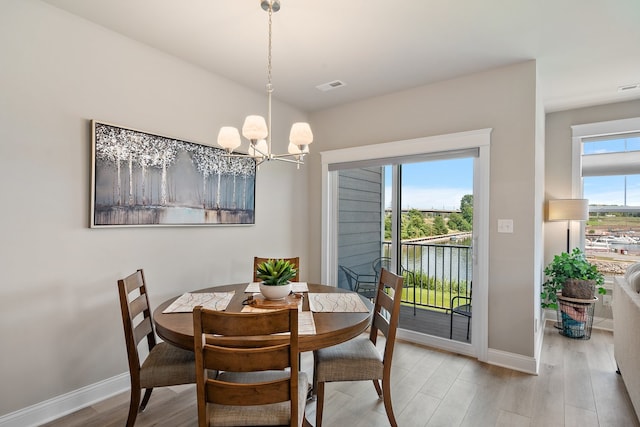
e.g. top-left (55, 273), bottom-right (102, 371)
top-left (41, 322), bottom-right (639, 427)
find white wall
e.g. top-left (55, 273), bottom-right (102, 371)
top-left (0, 0), bottom-right (309, 417)
top-left (308, 61), bottom-right (542, 359)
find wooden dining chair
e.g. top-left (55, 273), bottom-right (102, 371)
top-left (313, 267), bottom-right (403, 427)
top-left (117, 269), bottom-right (196, 427)
top-left (253, 256), bottom-right (300, 282)
top-left (193, 306), bottom-right (308, 427)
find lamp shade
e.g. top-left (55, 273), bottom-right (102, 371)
top-left (289, 122), bottom-right (313, 146)
top-left (217, 126), bottom-right (241, 152)
top-left (547, 199), bottom-right (589, 221)
top-left (242, 115), bottom-right (268, 140)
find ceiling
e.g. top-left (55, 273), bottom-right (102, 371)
top-left (42, 0), bottom-right (640, 113)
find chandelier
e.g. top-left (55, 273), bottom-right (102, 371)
top-left (217, 0), bottom-right (313, 167)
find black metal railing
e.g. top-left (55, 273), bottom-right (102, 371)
top-left (383, 241), bottom-right (473, 313)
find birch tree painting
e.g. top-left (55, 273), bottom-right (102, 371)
top-left (91, 121), bottom-right (256, 226)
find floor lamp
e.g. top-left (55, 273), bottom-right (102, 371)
top-left (547, 198), bottom-right (589, 329)
top-left (547, 199), bottom-right (589, 253)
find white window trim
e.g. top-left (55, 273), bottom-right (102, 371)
top-left (320, 128), bottom-right (491, 361)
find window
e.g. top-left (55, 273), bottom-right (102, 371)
top-left (572, 119), bottom-right (640, 279)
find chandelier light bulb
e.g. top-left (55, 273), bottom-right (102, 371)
top-left (289, 122), bottom-right (313, 147)
top-left (242, 115), bottom-right (268, 141)
top-left (217, 126), bottom-right (241, 152)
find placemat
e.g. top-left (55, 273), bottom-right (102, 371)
top-left (162, 291), bottom-right (235, 313)
top-left (245, 282), bottom-right (309, 293)
top-left (307, 293), bottom-right (369, 313)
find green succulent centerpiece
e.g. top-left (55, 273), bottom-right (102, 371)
top-left (256, 259), bottom-right (297, 300)
top-left (541, 248), bottom-right (605, 309)
top-left (256, 259), bottom-right (297, 286)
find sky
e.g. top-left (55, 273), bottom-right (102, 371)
top-left (583, 137), bottom-right (640, 206)
top-left (383, 135), bottom-right (640, 210)
top-left (384, 157), bottom-right (473, 210)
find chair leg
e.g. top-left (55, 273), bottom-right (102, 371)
top-left (126, 387), bottom-right (141, 427)
top-left (466, 318), bottom-right (471, 340)
top-left (449, 312), bottom-right (454, 339)
top-left (381, 378), bottom-right (398, 427)
top-left (315, 381), bottom-right (325, 427)
top-left (312, 352), bottom-right (318, 398)
top-left (139, 388), bottom-right (153, 411)
top-left (372, 379), bottom-right (382, 398)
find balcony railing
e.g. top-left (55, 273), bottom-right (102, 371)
top-left (383, 241), bottom-right (473, 313)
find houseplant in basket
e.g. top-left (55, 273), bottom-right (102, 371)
top-left (541, 248), bottom-right (606, 309)
top-left (256, 259), bottom-right (297, 300)
top-left (541, 248), bottom-right (606, 338)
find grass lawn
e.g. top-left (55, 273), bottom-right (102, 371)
top-left (401, 286), bottom-right (467, 312)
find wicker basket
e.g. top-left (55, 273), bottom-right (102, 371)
top-left (557, 296), bottom-right (596, 340)
top-left (562, 279), bottom-right (595, 300)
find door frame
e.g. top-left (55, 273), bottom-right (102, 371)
top-left (320, 128), bottom-right (491, 361)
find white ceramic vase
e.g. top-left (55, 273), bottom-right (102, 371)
top-left (259, 282), bottom-right (292, 300)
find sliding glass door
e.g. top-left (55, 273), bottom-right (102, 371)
top-left (335, 156), bottom-right (474, 342)
top-left (321, 130), bottom-right (490, 359)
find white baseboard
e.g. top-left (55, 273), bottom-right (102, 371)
top-left (0, 373), bottom-right (129, 427)
top-left (398, 327), bottom-right (538, 374)
top-left (487, 348), bottom-right (538, 374)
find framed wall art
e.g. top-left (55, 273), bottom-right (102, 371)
top-left (91, 120), bottom-right (256, 227)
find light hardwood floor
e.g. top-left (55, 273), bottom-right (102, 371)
top-left (42, 322), bottom-right (639, 427)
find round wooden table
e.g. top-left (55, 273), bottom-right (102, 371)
top-left (153, 283), bottom-right (373, 352)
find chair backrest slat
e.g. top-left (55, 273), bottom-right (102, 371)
top-left (203, 344), bottom-right (291, 372)
top-left (122, 271), bottom-right (144, 294)
top-left (128, 293), bottom-right (149, 319)
top-left (133, 317), bottom-right (154, 345)
top-left (372, 312), bottom-right (391, 337)
top-left (206, 377), bottom-right (291, 406)
top-left (201, 309), bottom-right (292, 336)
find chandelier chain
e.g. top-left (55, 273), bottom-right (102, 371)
top-left (267, 4), bottom-right (273, 90)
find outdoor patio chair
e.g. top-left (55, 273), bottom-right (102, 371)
top-left (450, 284), bottom-right (472, 340)
top-left (339, 265), bottom-right (377, 299)
top-left (373, 256), bottom-right (416, 312)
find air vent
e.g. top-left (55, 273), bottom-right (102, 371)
top-left (316, 80), bottom-right (347, 92)
top-left (618, 83), bottom-right (640, 93)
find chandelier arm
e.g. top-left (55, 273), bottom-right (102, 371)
top-left (268, 156), bottom-right (304, 165)
top-left (270, 152), bottom-right (305, 160)
top-left (250, 144), bottom-right (269, 158)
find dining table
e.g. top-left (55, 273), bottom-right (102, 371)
top-left (153, 282), bottom-right (374, 353)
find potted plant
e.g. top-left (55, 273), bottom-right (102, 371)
top-left (256, 259), bottom-right (297, 300)
top-left (541, 248), bottom-right (606, 309)
top-left (541, 248), bottom-right (606, 338)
